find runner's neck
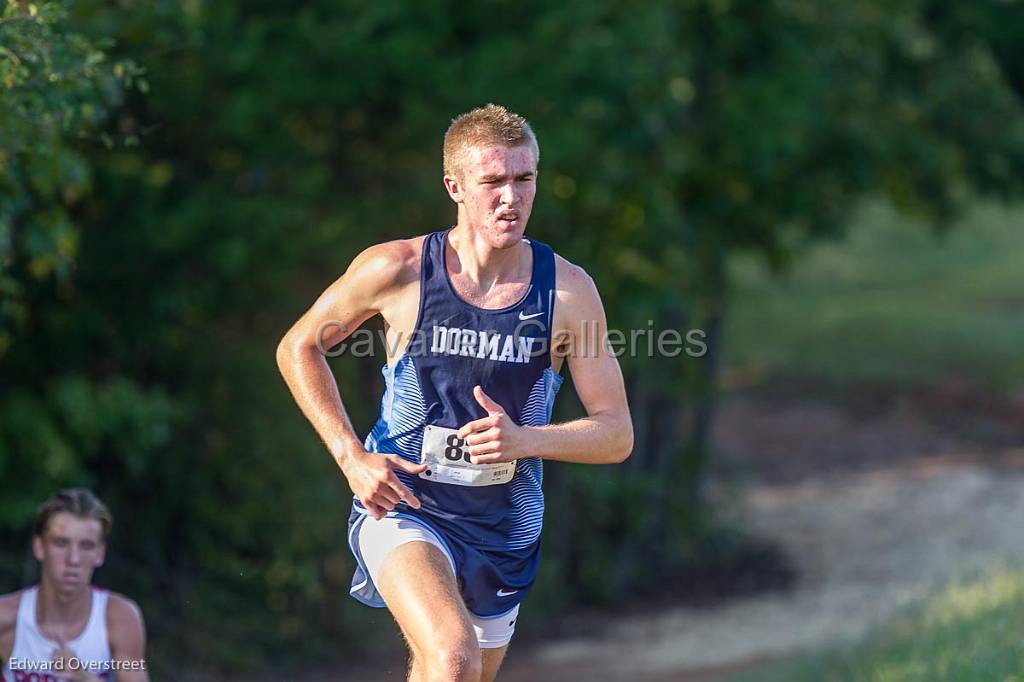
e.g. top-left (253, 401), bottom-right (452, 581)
top-left (446, 226), bottom-right (530, 288)
top-left (35, 582), bottom-right (92, 633)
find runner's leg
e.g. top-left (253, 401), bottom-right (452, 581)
top-left (399, 626), bottom-right (508, 682)
top-left (480, 644), bottom-right (509, 682)
top-left (376, 541), bottom-right (482, 682)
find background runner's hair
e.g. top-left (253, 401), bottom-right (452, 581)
top-left (443, 103), bottom-right (540, 180)
top-left (34, 488), bottom-right (113, 539)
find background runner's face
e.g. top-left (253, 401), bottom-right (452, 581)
top-left (32, 513), bottom-right (106, 596)
top-left (454, 143), bottom-right (537, 248)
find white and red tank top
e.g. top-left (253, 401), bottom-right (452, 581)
top-left (2, 586), bottom-right (113, 682)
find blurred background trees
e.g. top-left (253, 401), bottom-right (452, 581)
top-left (1, 0), bottom-right (1021, 673)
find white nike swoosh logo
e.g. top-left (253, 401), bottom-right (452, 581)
top-left (518, 311), bottom-right (544, 320)
top-left (496, 588), bottom-right (519, 597)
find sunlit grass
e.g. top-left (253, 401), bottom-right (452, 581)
top-left (729, 566), bottom-right (1024, 682)
top-left (726, 201), bottom-right (1024, 390)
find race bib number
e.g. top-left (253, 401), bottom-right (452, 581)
top-left (419, 425), bottom-right (516, 487)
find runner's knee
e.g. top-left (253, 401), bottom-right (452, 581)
top-left (419, 640), bottom-right (482, 682)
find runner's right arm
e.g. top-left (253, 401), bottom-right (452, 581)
top-left (276, 241), bottom-right (427, 519)
top-left (0, 592), bottom-right (19, 666)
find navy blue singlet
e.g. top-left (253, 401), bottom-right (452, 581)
top-left (347, 228), bottom-right (563, 617)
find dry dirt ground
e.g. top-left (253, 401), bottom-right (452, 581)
top-left (296, 384), bottom-right (1024, 682)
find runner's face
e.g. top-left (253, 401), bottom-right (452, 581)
top-left (33, 513), bottom-right (105, 595)
top-left (448, 144), bottom-right (537, 248)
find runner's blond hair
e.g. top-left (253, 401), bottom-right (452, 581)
top-left (443, 103), bottom-right (540, 180)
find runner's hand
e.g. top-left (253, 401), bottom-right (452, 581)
top-left (52, 639), bottom-right (101, 682)
top-left (340, 450), bottom-right (426, 520)
top-left (458, 386), bottom-right (535, 464)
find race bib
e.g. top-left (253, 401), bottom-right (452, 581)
top-left (419, 425), bottom-right (516, 487)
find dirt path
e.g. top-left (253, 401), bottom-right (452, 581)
top-left (499, 454), bottom-right (1024, 681)
top-left (493, 388), bottom-right (1024, 681)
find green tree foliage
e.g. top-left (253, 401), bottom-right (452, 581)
top-left (0, 0), bottom-right (142, 354)
top-left (0, 0), bottom-right (160, 576)
top-left (1, 0), bottom-right (1021, 672)
top-left (0, 0), bottom-right (160, 560)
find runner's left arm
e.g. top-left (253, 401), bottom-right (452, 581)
top-left (107, 595), bottom-right (149, 682)
top-left (460, 261), bottom-right (633, 465)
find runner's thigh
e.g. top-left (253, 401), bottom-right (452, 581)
top-left (375, 540), bottom-right (477, 658)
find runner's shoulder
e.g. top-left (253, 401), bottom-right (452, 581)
top-left (0, 590), bottom-right (22, 633)
top-left (104, 591), bottom-right (145, 636)
top-left (553, 253), bottom-right (598, 299)
top-left (552, 253), bottom-right (606, 333)
top-left (349, 236), bottom-right (426, 290)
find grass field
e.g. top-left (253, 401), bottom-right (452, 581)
top-left (728, 566), bottom-right (1024, 682)
top-left (725, 200), bottom-right (1024, 390)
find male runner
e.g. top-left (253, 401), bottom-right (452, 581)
top-left (0, 489), bottom-right (149, 682)
top-left (277, 103), bottom-right (632, 682)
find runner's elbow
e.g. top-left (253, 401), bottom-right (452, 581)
top-left (607, 419), bottom-right (633, 463)
top-left (275, 331), bottom-right (306, 374)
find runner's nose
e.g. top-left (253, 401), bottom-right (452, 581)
top-left (499, 181), bottom-right (516, 207)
